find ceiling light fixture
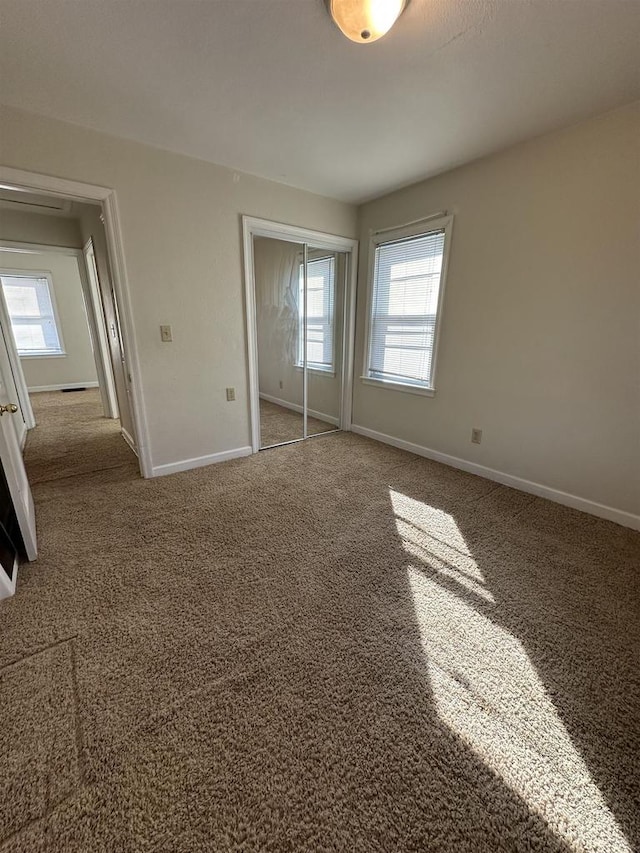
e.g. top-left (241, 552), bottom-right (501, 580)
top-left (328, 0), bottom-right (407, 44)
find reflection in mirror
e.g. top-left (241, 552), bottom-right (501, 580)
top-left (304, 248), bottom-right (345, 437)
top-left (254, 237), bottom-right (305, 448)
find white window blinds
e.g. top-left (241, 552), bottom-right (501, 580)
top-left (368, 228), bottom-right (446, 389)
top-left (0, 275), bottom-right (64, 356)
top-left (298, 256), bottom-right (335, 371)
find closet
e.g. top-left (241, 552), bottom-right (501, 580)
top-left (243, 219), bottom-right (357, 451)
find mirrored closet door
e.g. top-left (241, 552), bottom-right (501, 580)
top-left (252, 235), bottom-right (348, 450)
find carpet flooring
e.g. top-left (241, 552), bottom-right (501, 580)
top-left (0, 391), bottom-right (639, 852)
top-left (259, 399), bottom-right (337, 447)
top-left (24, 390), bottom-right (137, 484)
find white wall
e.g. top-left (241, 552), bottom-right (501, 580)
top-left (0, 208), bottom-right (82, 248)
top-left (354, 102), bottom-right (640, 519)
top-left (0, 249), bottom-right (97, 390)
top-left (0, 105), bottom-right (357, 471)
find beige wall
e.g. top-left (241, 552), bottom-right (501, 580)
top-left (0, 105), bottom-right (357, 470)
top-left (0, 248), bottom-right (97, 390)
top-left (0, 208), bottom-right (82, 248)
top-left (354, 103), bottom-right (640, 516)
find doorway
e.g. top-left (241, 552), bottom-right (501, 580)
top-left (0, 165), bottom-right (151, 478)
top-left (0, 233), bottom-right (135, 482)
top-left (243, 218), bottom-right (358, 452)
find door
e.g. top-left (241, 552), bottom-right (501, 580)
top-left (253, 236), bottom-right (349, 449)
top-left (304, 247), bottom-right (344, 439)
top-left (254, 236), bottom-right (305, 448)
top-left (82, 239), bottom-right (119, 419)
top-left (0, 274), bottom-right (35, 433)
top-left (0, 365), bottom-right (37, 570)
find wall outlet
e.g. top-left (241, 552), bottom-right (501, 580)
top-left (279, 380), bottom-right (283, 390)
top-left (160, 324), bottom-right (172, 342)
top-left (226, 387), bottom-right (236, 402)
top-left (471, 428), bottom-right (482, 445)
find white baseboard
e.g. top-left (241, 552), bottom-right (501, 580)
top-left (351, 424), bottom-right (640, 531)
top-left (259, 392), bottom-right (339, 427)
top-left (121, 428), bottom-right (138, 456)
top-left (28, 381), bottom-right (100, 393)
top-left (151, 446), bottom-right (252, 478)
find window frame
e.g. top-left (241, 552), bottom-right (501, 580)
top-left (0, 269), bottom-right (67, 359)
top-left (361, 214), bottom-right (453, 397)
top-left (295, 254), bottom-right (337, 376)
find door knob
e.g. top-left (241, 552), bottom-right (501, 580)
top-left (0, 403), bottom-right (18, 416)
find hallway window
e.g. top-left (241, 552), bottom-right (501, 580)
top-left (297, 256), bottom-right (335, 372)
top-left (0, 273), bottom-right (65, 357)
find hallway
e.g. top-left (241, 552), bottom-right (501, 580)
top-left (24, 389), bottom-right (137, 485)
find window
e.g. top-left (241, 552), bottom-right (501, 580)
top-left (364, 216), bottom-right (452, 394)
top-left (0, 273), bottom-right (65, 357)
top-left (297, 256), bottom-right (336, 372)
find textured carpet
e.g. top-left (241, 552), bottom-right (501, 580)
top-left (0, 392), bottom-right (639, 851)
top-left (259, 398), bottom-right (337, 447)
top-left (24, 390), bottom-right (136, 484)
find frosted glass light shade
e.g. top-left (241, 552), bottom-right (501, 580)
top-left (329, 0), bottom-right (406, 44)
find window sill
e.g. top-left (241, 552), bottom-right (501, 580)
top-left (294, 365), bottom-right (336, 378)
top-left (19, 352), bottom-right (67, 359)
top-left (360, 376), bottom-right (435, 397)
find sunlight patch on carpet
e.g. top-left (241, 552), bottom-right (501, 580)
top-left (390, 489), bottom-right (631, 853)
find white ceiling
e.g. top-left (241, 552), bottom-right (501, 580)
top-left (1, 1), bottom-right (638, 203)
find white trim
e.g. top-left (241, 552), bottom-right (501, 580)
top-left (20, 353), bottom-right (67, 360)
top-left (341, 246), bottom-right (357, 433)
top-left (121, 427), bottom-right (138, 456)
top-left (294, 365), bottom-right (336, 378)
top-left (362, 213), bottom-right (453, 395)
top-left (82, 238), bottom-right (119, 419)
top-left (0, 554), bottom-right (19, 600)
top-left (0, 167), bottom-right (152, 478)
top-left (371, 210), bottom-right (448, 236)
top-left (242, 216), bottom-right (358, 453)
top-left (351, 424), bottom-right (640, 531)
top-left (151, 446), bottom-right (252, 478)
top-left (360, 376), bottom-right (436, 397)
top-left (259, 392), bottom-right (339, 427)
top-left (27, 381), bottom-right (99, 392)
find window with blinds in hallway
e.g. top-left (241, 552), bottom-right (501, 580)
top-left (365, 216), bottom-right (452, 394)
top-left (0, 273), bottom-right (65, 357)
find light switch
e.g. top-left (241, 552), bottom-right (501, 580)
top-left (226, 387), bottom-right (236, 401)
top-left (160, 325), bottom-right (172, 342)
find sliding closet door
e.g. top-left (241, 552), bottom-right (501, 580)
top-left (253, 237), bottom-right (305, 448)
top-left (303, 247), bottom-right (344, 437)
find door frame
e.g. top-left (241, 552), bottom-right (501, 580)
top-left (0, 166), bottom-right (152, 478)
top-left (242, 216), bottom-right (358, 454)
top-left (82, 237), bottom-right (119, 419)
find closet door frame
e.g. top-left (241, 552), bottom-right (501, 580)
top-left (242, 216), bottom-right (358, 454)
